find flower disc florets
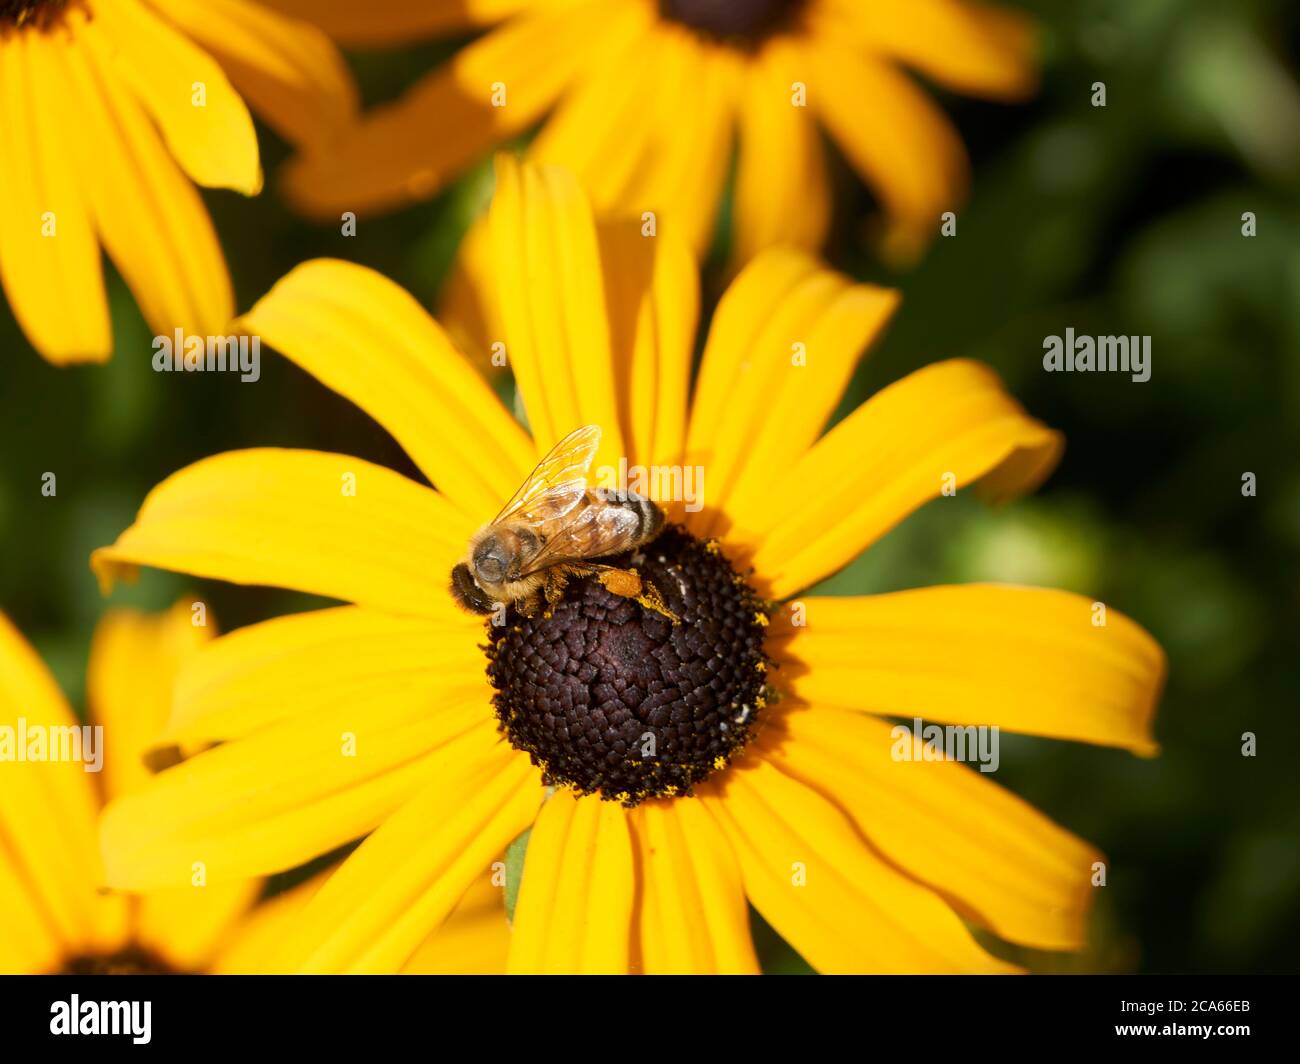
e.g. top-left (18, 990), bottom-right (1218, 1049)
top-left (487, 526), bottom-right (770, 805)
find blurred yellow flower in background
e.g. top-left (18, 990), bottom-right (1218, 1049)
top-left (0, 0), bottom-right (356, 364)
top-left (92, 156), bottom-right (1164, 974)
top-left (276, 0), bottom-right (1037, 262)
top-left (0, 602), bottom-right (270, 973)
top-left (0, 601), bottom-right (509, 974)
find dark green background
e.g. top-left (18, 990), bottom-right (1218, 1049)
top-left (1, 0), bottom-right (1296, 973)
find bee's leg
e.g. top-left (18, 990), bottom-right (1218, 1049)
top-left (542, 570), bottom-right (570, 613)
top-left (596, 568), bottom-right (642, 599)
top-left (516, 589), bottom-right (541, 619)
top-left (635, 579), bottom-right (680, 624)
top-left (597, 568), bottom-right (680, 625)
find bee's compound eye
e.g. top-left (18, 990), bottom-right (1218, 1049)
top-left (472, 542), bottom-right (507, 583)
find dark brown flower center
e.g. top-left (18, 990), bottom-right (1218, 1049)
top-left (59, 946), bottom-right (181, 975)
top-left (660, 0), bottom-right (802, 41)
top-left (0, 0), bottom-right (67, 30)
top-left (486, 526), bottom-right (770, 805)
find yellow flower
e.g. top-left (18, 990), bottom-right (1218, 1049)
top-left (278, 0), bottom-right (1037, 262)
top-left (0, 0), bottom-right (357, 364)
top-left (0, 601), bottom-right (506, 973)
top-left (93, 156), bottom-right (1164, 974)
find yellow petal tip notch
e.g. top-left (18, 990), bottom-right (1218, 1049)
top-left (90, 548), bottom-right (139, 596)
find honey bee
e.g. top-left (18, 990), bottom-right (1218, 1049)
top-left (450, 425), bottom-right (674, 620)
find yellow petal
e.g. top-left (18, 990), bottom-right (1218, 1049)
top-left (89, 0), bottom-right (262, 194)
top-left (207, 867), bottom-right (332, 974)
top-left (733, 37), bottom-right (831, 265)
top-left (0, 613), bottom-right (127, 956)
top-left (632, 799), bottom-right (759, 974)
top-left (168, 605), bottom-right (486, 744)
top-left (400, 867), bottom-right (511, 975)
top-left (446, 200), bottom-right (697, 482)
top-left (257, 0), bottom-right (531, 46)
top-left (281, 0), bottom-right (622, 218)
top-left (770, 585), bottom-right (1165, 753)
top-left (490, 155), bottom-right (624, 467)
top-left (237, 258), bottom-right (533, 519)
top-left (92, 448), bottom-right (473, 617)
top-left (818, 0), bottom-right (1038, 99)
top-left (149, 0), bottom-right (358, 151)
top-left (642, 225), bottom-right (698, 474)
top-left (686, 249), bottom-right (897, 536)
top-left (86, 601), bottom-right (212, 803)
top-left (700, 757), bottom-right (1018, 973)
top-left (508, 791), bottom-right (635, 974)
top-left (803, 37), bottom-right (968, 262)
top-left (0, 28), bottom-right (110, 363)
top-left (0, 836), bottom-right (64, 974)
top-left (54, 27), bottom-right (233, 339)
top-left (134, 877), bottom-right (262, 973)
top-left (771, 703), bottom-right (1103, 950)
top-left (533, 22), bottom-right (738, 258)
top-left (98, 690), bottom-right (495, 890)
top-left (596, 218), bottom-right (697, 478)
top-left (685, 249), bottom-right (821, 494)
top-left (613, 28), bottom-right (740, 257)
top-left (701, 272), bottom-right (898, 538)
top-left (272, 739), bottom-right (540, 973)
top-left (745, 358), bottom-right (1062, 597)
top-left (528, 14), bottom-right (665, 218)
top-left (436, 214), bottom-right (503, 373)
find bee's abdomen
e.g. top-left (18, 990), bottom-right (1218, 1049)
top-left (627, 493), bottom-right (665, 544)
top-left (595, 488), bottom-right (664, 546)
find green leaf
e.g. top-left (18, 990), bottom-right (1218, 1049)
top-left (503, 828), bottom-right (532, 926)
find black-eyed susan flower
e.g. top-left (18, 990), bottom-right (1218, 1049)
top-left (277, 0), bottom-right (1037, 262)
top-left (0, 0), bottom-right (357, 364)
top-left (93, 156), bottom-right (1164, 974)
top-left (0, 601), bottom-right (507, 973)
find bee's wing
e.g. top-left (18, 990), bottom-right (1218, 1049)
top-left (492, 424), bottom-right (602, 526)
top-left (515, 498), bottom-right (645, 578)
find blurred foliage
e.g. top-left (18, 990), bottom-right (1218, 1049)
top-left (1, 0), bottom-right (1297, 974)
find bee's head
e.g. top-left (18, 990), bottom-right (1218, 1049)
top-left (450, 563), bottom-right (496, 615)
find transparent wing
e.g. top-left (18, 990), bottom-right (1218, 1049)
top-left (492, 424), bottom-right (602, 526)
top-left (516, 496), bottom-right (645, 578)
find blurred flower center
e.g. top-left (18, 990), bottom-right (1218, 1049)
top-left (59, 946), bottom-right (181, 975)
top-left (0, 0), bottom-right (67, 30)
top-left (486, 525), bottom-right (770, 805)
top-left (660, 0), bottom-right (802, 41)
